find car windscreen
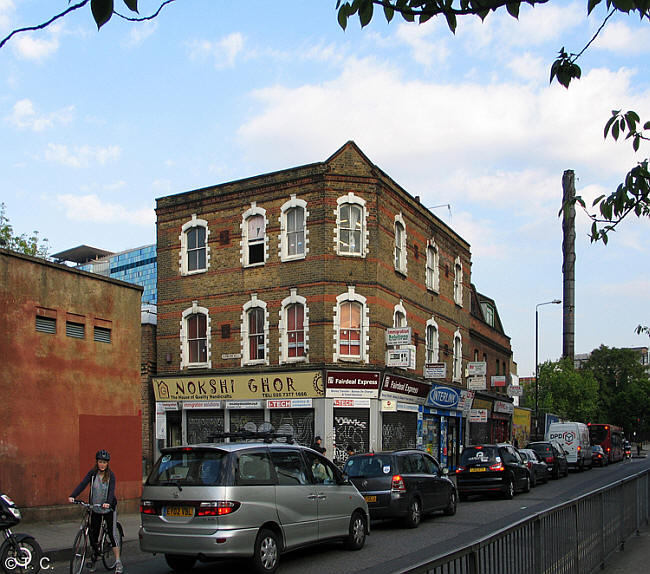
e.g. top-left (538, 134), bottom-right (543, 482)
top-left (460, 446), bottom-right (499, 465)
top-left (528, 443), bottom-right (552, 455)
top-left (345, 455), bottom-right (394, 478)
top-left (147, 449), bottom-right (227, 486)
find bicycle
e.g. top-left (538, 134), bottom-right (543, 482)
top-left (69, 501), bottom-right (123, 574)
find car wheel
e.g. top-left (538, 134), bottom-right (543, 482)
top-left (165, 554), bottom-right (197, 572)
top-left (443, 490), bottom-right (457, 516)
top-left (502, 478), bottom-right (515, 499)
top-left (344, 511), bottom-right (366, 550)
top-left (252, 528), bottom-right (280, 574)
top-left (552, 465), bottom-right (560, 480)
top-left (530, 472), bottom-right (537, 488)
top-left (564, 465), bottom-right (569, 477)
top-left (403, 498), bottom-right (421, 528)
top-left (522, 474), bottom-right (531, 493)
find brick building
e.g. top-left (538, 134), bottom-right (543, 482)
top-left (153, 142), bottom-right (512, 469)
top-left (0, 249), bottom-right (143, 519)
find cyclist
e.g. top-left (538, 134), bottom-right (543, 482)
top-left (68, 449), bottom-right (123, 573)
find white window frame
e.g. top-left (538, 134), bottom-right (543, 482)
top-left (279, 289), bottom-right (309, 364)
top-left (426, 240), bottom-right (439, 293)
top-left (279, 195), bottom-right (309, 262)
top-left (454, 256), bottom-right (463, 306)
top-left (241, 203), bottom-right (268, 268)
top-left (334, 193), bottom-right (368, 257)
top-left (333, 287), bottom-right (369, 363)
top-left (394, 213), bottom-right (407, 275)
top-left (179, 214), bottom-right (210, 276)
top-left (453, 329), bottom-right (463, 382)
top-left (393, 300), bottom-right (407, 329)
top-left (425, 317), bottom-right (439, 365)
top-left (180, 301), bottom-right (211, 369)
top-left (241, 294), bottom-right (269, 366)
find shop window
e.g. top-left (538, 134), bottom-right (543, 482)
top-left (180, 214), bottom-right (209, 275)
top-left (335, 193), bottom-right (367, 257)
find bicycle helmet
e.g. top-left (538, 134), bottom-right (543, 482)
top-left (96, 449), bottom-right (111, 461)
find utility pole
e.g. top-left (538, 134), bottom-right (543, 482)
top-left (562, 170), bottom-right (576, 362)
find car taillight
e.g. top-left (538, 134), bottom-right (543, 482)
top-left (526, 461), bottom-right (533, 469)
top-left (140, 500), bottom-right (157, 515)
top-left (489, 462), bottom-right (504, 471)
top-left (545, 456), bottom-right (555, 464)
top-left (391, 475), bottom-right (406, 491)
top-left (577, 446), bottom-right (581, 452)
top-left (456, 466), bottom-right (466, 473)
top-left (606, 447), bottom-right (611, 452)
top-left (197, 501), bottom-right (241, 517)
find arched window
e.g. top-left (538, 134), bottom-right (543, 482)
top-left (280, 196), bottom-right (308, 261)
top-left (453, 330), bottom-right (463, 382)
top-left (279, 289), bottom-right (309, 364)
top-left (425, 317), bottom-right (439, 365)
top-left (334, 287), bottom-right (369, 362)
top-left (394, 213), bottom-right (407, 274)
top-left (454, 256), bottom-right (463, 306)
top-left (180, 215), bottom-right (209, 275)
top-left (241, 204), bottom-right (267, 267)
top-left (426, 240), bottom-right (439, 292)
top-left (241, 295), bottom-right (268, 365)
top-left (180, 302), bottom-right (211, 368)
top-left (336, 193), bottom-right (367, 257)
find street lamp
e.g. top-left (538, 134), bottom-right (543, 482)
top-left (535, 299), bottom-right (561, 439)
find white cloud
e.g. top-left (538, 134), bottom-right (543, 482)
top-left (56, 194), bottom-right (154, 226)
top-left (7, 99), bottom-right (74, 131)
top-left (44, 143), bottom-right (121, 168)
top-left (394, 21), bottom-right (450, 69)
top-left (125, 21), bottom-right (158, 47)
top-left (0, 0), bottom-right (15, 31)
top-left (188, 32), bottom-right (245, 69)
top-left (593, 20), bottom-right (650, 55)
top-left (598, 278), bottom-right (650, 298)
top-left (11, 23), bottom-right (62, 60)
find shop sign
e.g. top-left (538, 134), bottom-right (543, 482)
top-left (381, 399), bottom-right (398, 412)
top-left (469, 408), bottom-right (488, 423)
top-left (381, 374), bottom-right (430, 404)
top-left (467, 376), bottom-right (487, 390)
top-left (226, 400), bottom-right (263, 409)
top-left (472, 398), bottom-right (493, 412)
top-left (183, 401), bottom-right (222, 410)
top-left (397, 402), bottom-right (419, 413)
top-left (467, 362), bottom-right (487, 376)
top-left (491, 375), bottom-right (507, 387)
top-left (267, 398), bottom-right (313, 409)
top-left (458, 390), bottom-right (475, 413)
top-left (157, 402), bottom-right (179, 412)
top-left (325, 371), bottom-right (380, 399)
top-left (494, 400), bottom-right (514, 415)
top-left (507, 385), bottom-right (523, 397)
top-left (153, 370), bottom-right (324, 401)
top-left (333, 398), bottom-right (371, 408)
top-left (424, 363), bottom-right (446, 379)
top-left (386, 348), bottom-right (411, 368)
top-left (386, 327), bottom-right (412, 346)
top-left (426, 384), bottom-right (461, 410)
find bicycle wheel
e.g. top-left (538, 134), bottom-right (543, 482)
top-left (101, 522), bottom-right (123, 570)
top-left (69, 530), bottom-right (88, 574)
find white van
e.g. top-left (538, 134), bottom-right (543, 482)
top-left (545, 422), bottom-right (592, 471)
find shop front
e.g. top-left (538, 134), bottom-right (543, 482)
top-left (380, 373), bottom-right (430, 452)
top-left (469, 397), bottom-right (492, 444)
top-left (422, 384), bottom-right (469, 470)
top-left (491, 399), bottom-right (514, 443)
top-left (512, 407), bottom-right (532, 448)
top-left (152, 370), bottom-right (325, 458)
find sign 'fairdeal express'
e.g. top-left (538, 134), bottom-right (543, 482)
top-left (153, 371), bottom-right (324, 402)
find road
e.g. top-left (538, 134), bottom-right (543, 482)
top-left (54, 457), bottom-right (650, 574)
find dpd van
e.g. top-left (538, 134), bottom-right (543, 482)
top-left (546, 422), bottom-right (592, 471)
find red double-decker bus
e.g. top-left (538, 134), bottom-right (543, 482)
top-left (588, 423), bottom-right (624, 463)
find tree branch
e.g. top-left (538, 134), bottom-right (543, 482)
top-left (114, 0), bottom-right (178, 22)
top-left (0, 1), bottom-right (90, 50)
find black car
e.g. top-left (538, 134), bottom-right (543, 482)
top-left (344, 450), bottom-right (457, 528)
top-left (592, 445), bottom-right (607, 467)
top-left (456, 444), bottom-right (530, 500)
top-left (517, 448), bottom-right (549, 487)
top-left (526, 440), bottom-right (569, 479)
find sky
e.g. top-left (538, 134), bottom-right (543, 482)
top-left (2, 0), bottom-right (649, 377)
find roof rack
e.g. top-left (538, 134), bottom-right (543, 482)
top-left (208, 430), bottom-right (295, 444)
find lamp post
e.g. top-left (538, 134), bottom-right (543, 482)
top-left (535, 299), bottom-right (561, 439)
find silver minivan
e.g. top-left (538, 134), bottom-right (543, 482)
top-left (139, 437), bottom-right (369, 573)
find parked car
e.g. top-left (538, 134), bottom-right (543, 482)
top-left (546, 421), bottom-right (593, 471)
top-left (591, 445), bottom-right (608, 467)
top-left (139, 434), bottom-right (370, 574)
top-left (526, 440), bottom-right (569, 479)
top-left (456, 444), bottom-right (530, 501)
top-left (517, 448), bottom-right (549, 487)
top-left (344, 450), bottom-right (457, 529)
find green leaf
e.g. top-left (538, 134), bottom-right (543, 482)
top-left (91, 0), bottom-right (114, 29)
top-left (587, 0), bottom-right (603, 14)
top-left (122, 0), bottom-right (138, 12)
top-left (337, 5), bottom-right (350, 30)
top-left (611, 0), bottom-right (635, 11)
top-left (445, 12), bottom-right (457, 33)
top-left (383, 3), bottom-right (395, 22)
top-left (359, 0), bottom-right (374, 27)
top-left (506, 2), bottom-right (521, 18)
top-left (644, 121), bottom-right (650, 130)
top-left (612, 120), bottom-right (620, 140)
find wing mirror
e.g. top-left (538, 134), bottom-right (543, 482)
top-left (442, 467), bottom-right (449, 476)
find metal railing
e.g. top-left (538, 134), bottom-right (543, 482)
top-left (398, 469), bottom-right (649, 574)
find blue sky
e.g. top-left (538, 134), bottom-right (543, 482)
top-left (2, 0), bottom-right (649, 377)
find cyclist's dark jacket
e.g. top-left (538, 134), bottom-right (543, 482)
top-left (70, 469), bottom-right (117, 508)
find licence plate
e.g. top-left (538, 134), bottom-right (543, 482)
top-left (165, 506), bottom-right (194, 517)
top-left (470, 467), bottom-right (486, 472)
top-left (364, 495), bottom-right (377, 503)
